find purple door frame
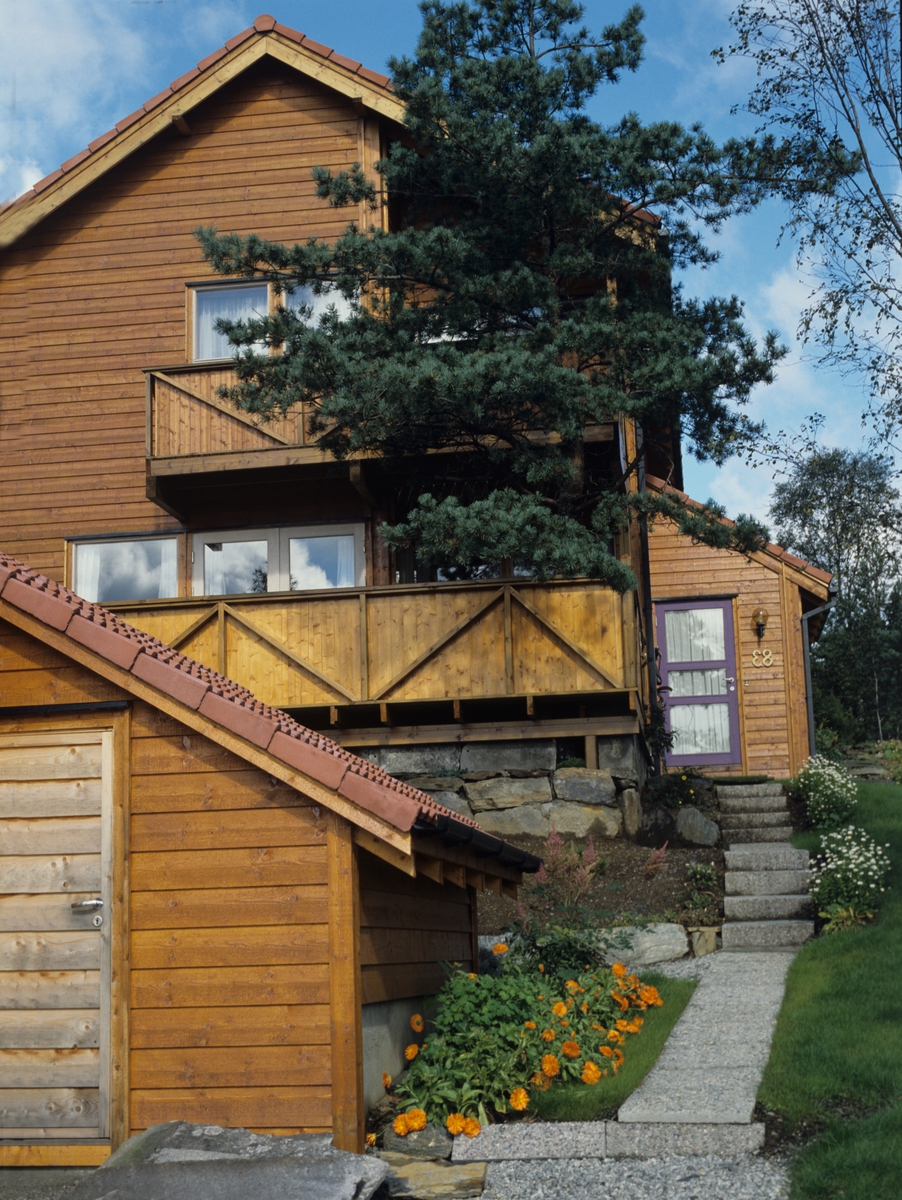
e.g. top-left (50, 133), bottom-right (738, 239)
top-left (656, 599), bottom-right (742, 768)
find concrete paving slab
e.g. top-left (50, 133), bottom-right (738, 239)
top-left (605, 1122), bottom-right (765, 1158)
top-left (617, 1067), bottom-right (761, 1124)
top-left (452, 1121), bottom-right (606, 1162)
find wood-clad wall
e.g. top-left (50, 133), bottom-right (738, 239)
top-left (358, 851), bottom-right (474, 1006)
top-left (647, 521), bottom-right (817, 778)
top-left (0, 60), bottom-right (368, 576)
top-left (128, 701), bottom-right (332, 1136)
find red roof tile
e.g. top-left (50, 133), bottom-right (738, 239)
top-left (0, 552), bottom-right (477, 839)
top-left (254, 14), bottom-right (278, 31)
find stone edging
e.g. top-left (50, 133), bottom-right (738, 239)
top-left (450, 1120), bottom-right (764, 1162)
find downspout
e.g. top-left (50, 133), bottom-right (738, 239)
top-left (636, 424), bottom-right (661, 777)
top-left (800, 586), bottom-right (837, 759)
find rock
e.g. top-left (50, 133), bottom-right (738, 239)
top-left (62, 1122), bottom-right (388, 1200)
top-left (620, 788), bottom-right (642, 840)
top-left (508, 768), bottom-right (550, 778)
top-left (596, 734), bottom-right (641, 775)
top-left (675, 806), bottom-right (720, 847)
top-left (357, 745), bottom-right (461, 776)
top-left (616, 923), bottom-right (688, 967)
top-left (426, 791), bottom-right (474, 820)
top-left (384, 1157), bottom-right (488, 1198)
top-left (690, 928), bottom-right (718, 957)
top-left (460, 739), bottom-right (556, 772)
top-left (613, 774), bottom-right (639, 792)
top-left (464, 776), bottom-right (553, 811)
top-left (460, 771), bottom-right (502, 782)
top-left (552, 767), bottom-right (617, 807)
top-left (546, 800), bottom-right (622, 839)
top-left (382, 1123), bottom-right (454, 1160)
top-left (408, 776), bottom-right (464, 793)
top-left (475, 805), bottom-right (550, 839)
top-left (640, 802), bottom-right (675, 845)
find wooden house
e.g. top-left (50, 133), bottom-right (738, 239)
top-left (0, 552), bottom-right (535, 1165)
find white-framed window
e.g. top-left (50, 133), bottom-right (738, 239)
top-left (285, 283), bottom-right (355, 324)
top-left (72, 537), bottom-right (179, 603)
top-left (191, 525), bottom-right (365, 596)
top-left (191, 282), bottom-right (270, 362)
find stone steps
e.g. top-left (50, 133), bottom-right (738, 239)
top-left (724, 894), bottom-right (812, 920)
top-left (726, 846), bottom-right (809, 870)
top-left (714, 782), bottom-right (784, 799)
top-left (722, 919), bottom-right (815, 949)
top-left (721, 811), bottom-right (789, 829)
top-left (725, 869), bottom-right (810, 896)
top-left (718, 793), bottom-right (787, 813)
top-left (726, 825), bottom-right (794, 843)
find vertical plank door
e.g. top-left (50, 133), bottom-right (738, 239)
top-left (0, 732), bottom-right (113, 1140)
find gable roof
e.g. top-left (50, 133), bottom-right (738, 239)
top-left (0, 14), bottom-right (405, 249)
top-left (645, 473), bottom-right (834, 596)
top-left (0, 550), bottom-right (539, 875)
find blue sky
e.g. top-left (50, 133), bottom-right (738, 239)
top-left (0, 0), bottom-right (869, 529)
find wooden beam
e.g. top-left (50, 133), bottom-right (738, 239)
top-left (353, 827), bottom-right (416, 877)
top-left (465, 869), bottom-right (484, 891)
top-left (442, 863), bottom-right (466, 889)
top-left (224, 604), bottom-right (359, 702)
top-left (503, 586), bottom-right (514, 694)
top-left (0, 1145), bottom-right (111, 1167)
top-left (584, 735), bottom-right (598, 770)
top-left (511, 587), bottom-right (624, 689)
top-left (415, 855), bottom-right (444, 885)
top-left (349, 462), bottom-right (378, 507)
top-left (327, 811), bottom-right (364, 1154)
top-left (151, 372), bottom-right (297, 446)
top-left (167, 605), bottom-right (218, 652)
top-left (172, 116), bottom-right (191, 136)
top-left (501, 881), bottom-right (518, 900)
top-left (331, 715), bottom-right (640, 747)
top-left (109, 711), bottom-right (130, 1150)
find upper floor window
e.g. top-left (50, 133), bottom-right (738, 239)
top-left (191, 282), bottom-right (269, 362)
top-left (191, 525), bottom-right (364, 596)
top-left (72, 537), bottom-right (179, 604)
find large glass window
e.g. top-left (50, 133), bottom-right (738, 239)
top-left (193, 283), bottom-right (269, 362)
top-left (192, 526), bottom-right (364, 596)
top-left (73, 538), bottom-right (179, 603)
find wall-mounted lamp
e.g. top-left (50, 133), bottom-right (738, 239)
top-left (752, 607), bottom-right (769, 640)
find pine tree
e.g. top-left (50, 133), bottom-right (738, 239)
top-left (196, 0), bottom-right (784, 589)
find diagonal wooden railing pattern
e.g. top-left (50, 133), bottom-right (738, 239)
top-left (113, 580), bottom-right (637, 712)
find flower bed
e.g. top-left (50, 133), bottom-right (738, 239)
top-left (790, 754), bottom-right (857, 829)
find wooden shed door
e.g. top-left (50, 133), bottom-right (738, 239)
top-left (0, 732), bottom-right (113, 1141)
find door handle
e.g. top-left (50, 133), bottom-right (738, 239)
top-left (71, 898), bottom-right (103, 911)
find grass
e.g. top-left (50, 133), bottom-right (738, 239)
top-left (759, 781), bottom-right (902, 1200)
top-left (529, 972), bottom-right (696, 1121)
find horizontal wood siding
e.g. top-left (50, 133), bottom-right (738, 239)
top-left (0, 61), bottom-right (365, 578)
top-left (128, 701), bottom-right (332, 1135)
top-left (648, 520), bottom-right (811, 777)
top-left (358, 850), bottom-right (473, 1005)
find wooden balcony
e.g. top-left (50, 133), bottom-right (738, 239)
top-left (111, 580), bottom-right (641, 745)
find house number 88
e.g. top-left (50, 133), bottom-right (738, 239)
top-left (752, 648), bottom-right (773, 667)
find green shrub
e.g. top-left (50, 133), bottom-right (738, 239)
top-left (685, 860), bottom-right (718, 890)
top-left (879, 739), bottom-right (902, 785)
top-left (644, 771), bottom-right (706, 809)
top-left (790, 755), bottom-right (857, 829)
top-left (392, 958), bottom-right (663, 1126)
top-left (810, 826), bottom-right (891, 910)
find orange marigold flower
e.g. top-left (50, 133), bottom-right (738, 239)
top-left (382, 1071), bottom-right (392, 1090)
top-left (524, 1020), bottom-right (536, 1030)
top-left (592, 1024), bottom-right (602, 1031)
top-left (406, 1108), bottom-right (427, 1132)
top-left (446, 1113), bottom-right (466, 1136)
top-left (625, 1021), bottom-right (641, 1034)
top-left (639, 985), bottom-right (663, 1007)
top-left (580, 1002), bottom-right (589, 1013)
top-left (560, 1019), bottom-right (569, 1027)
top-left (539, 964), bottom-right (545, 973)
top-left (541, 1028), bottom-right (555, 1041)
top-left (611, 991), bottom-right (629, 1012)
top-left (541, 1054), bottom-right (560, 1078)
top-left (537, 995), bottom-right (544, 1001)
top-left (612, 963), bottom-right (627, 977)
top-left (561, 1040), bottom-right (581, 1059)
top-left (600, 1045), bottom-right (614, 1058)
top-left (410, 1013), bottom-right (424, 1033)
top-left (566, 980), bottom-right (579, 992)
top-left (492, 943), bottom-right (509, 954)
top-left (366, 1132), bottom-right (377, 1147)
top-left (510, 1087), bottom-right (530, 1111)
top-left (615, 1019), bottom-right (630, 1031)
top-left (468, 972), bottom-right (477, 980)
top-left (552, 1001), bottom-right (568, 1017)
top-left (607, 1030), bottom-right (624, 1044)
top-left (614, 1048), bottom-right (625, 1065)
top-left (463, 1118), bottom-right (482, 1138)
top-left (404, 1044), bottom-right (419, 1061)
top-left (582, 1062), bottom-right (602, 1085)
top-left (627, 974), bottom-right (639, 989)
top-left (393, 1114), bottom-right (410, 1136)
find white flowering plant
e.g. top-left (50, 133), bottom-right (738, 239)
top-left (790, 755), bottom-right (857, 829)
top-left (810, 826), bottom-right (891, 911)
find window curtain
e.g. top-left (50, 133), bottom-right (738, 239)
top-left (664, 608), bottom-right (725, 663)
top-left (671, 704), bottom-right (732, 755)
top-left (195, 285), bottom-right (268, 361)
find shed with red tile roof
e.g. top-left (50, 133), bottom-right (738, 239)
top-left (0, 553), bottom-right (537, 1166)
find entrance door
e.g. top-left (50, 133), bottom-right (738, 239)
top-left (656, 601), bottom-right (741, 767)
top-left (0, 732), bottom-right (112, 1141)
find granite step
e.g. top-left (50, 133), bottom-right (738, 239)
top-left (718, 793), bottom-right (788, 814)
top-left (725, 870), bottom-right (811, 896)
top-left (726, 847), bottom-right (809, 870)
top-left (725, 826), bottom-right (794, 844)
top-left (720, 811), bottom-right (790, 829)
top-left (721, 919), bottom-right (814, 950)
top-left (715, 783), bottom-right (784, 800)
top-left (724, 894), bottom-right (812, 920)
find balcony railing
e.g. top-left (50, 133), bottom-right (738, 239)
top-left (112, 580), bottom-right (640, 717)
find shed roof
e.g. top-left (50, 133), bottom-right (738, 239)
top-left (0, 551), bottom-right (544, 875)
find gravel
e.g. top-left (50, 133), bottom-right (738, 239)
top-left (481, 1153), bottom-right (791, 1199)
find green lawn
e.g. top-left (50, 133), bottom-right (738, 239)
top-left (759, 782), bottom-right (902, 1200)
top-left (530, 973), bottom-right (696, 1121)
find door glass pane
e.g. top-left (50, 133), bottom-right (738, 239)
top-left (289, 535), bottom-right (355, 590)
top-left (75, 539), bottom-right (178, 603)
top-left (195, 285), bottom-right (268, 361)
top-left (664, 608), bottom-right (725, 663)
top-left (671, 704), bottom-right (732, 755)
top-left (204, 541), bottom-right (268, 595)
top-left (669, 668), bottom-right (727, 697)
